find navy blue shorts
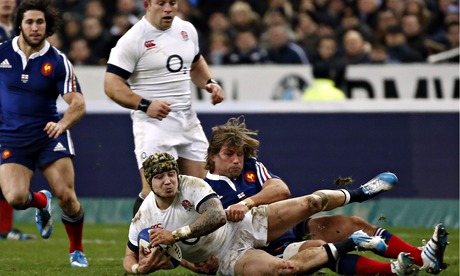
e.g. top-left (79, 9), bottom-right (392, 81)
top-left (0, 131), bottom-right (75, 171)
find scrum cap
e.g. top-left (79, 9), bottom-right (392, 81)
top-left (143, 152), bottom-right (179, 186)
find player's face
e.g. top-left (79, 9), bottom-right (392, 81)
top-left (20, 10), bottom-right (47, 48)
top-left (146, 0), bottom-right (178, 30)
top-left (151, 170), bottom-right (179, 199)
top-left (211, 145), bottom-right (244, 179)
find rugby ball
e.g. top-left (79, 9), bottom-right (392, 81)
top-left (137, 228), bottom-right (182, 268)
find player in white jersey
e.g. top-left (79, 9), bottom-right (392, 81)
top-left (104, 0), bottom-right (224, 216)
top-left (124, 152), bottom-right (395, 276)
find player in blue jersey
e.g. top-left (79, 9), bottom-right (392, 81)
top-left (0, 0), bottom-right (88, 267)
top-left (201, 116), bottom-right (448, 275)
top-left (0, 0), bottom-right (37, 241)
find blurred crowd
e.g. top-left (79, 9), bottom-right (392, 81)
top-left (46, 0), bottom-right (459, 68)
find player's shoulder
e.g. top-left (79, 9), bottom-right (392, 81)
top-left (172, 16), bottom-right (196, 31)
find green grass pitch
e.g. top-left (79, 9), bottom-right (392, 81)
top-left (0, 223), bottom-right (457, 275)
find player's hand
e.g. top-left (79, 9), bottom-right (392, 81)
top-left (44, 121), bottom-right (63, 139)
top-left (205, 83), bottom-right (224, 105)
top-left (147, 100), bottom-right (171, 120)
top-left (225, 204), bottom-right (248, 222)
top-left (138, 244), bottom-right (173, 273)
top-left (149, 228), bottom-right (175, 246)
top-left (193, 255), bottom-right (219, 274)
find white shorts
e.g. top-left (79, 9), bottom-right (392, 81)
top-left (131, 109), bottom-right (208, 169)
top-left (216, 205), bottom-right (269, 276)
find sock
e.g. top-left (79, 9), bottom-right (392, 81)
top-left (345, 187), bottom-right (369, 203)
top-left (323, 238), bottom-right (356, 267)
top-left (335, 254), bottom-right (393, 275)
top-left (375, 227), bottom-right (423, 266)
top-left (29, 191), bottom-right (47, 209)
top-left (62, 207), bottom-right (84, 253)
top-left (132, 194), bottom-right (144, 217)
top-left (0, 199), bottom-right (13, 233)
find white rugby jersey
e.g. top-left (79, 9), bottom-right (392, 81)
top-left (107, 16), bottom-right (199, 110)
top-left (128, 175), bottom-right (227, 263)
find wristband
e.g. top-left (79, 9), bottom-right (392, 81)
top-left (238, 198), bottom-right (255, 210)
top-left (172, 225), bottom-right (191, 241)
top-left (131, 263), bottom-right (139, 274)
top-left (137, 98), bottom-right (151, 112)
top-left (206, 78), bottom-right (219, 85)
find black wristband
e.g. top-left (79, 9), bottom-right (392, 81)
top-left (137, 98), bottom-right (151, 112)
top-left (206, 78), bottom-right (219, 85)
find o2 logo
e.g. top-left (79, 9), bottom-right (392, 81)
top-left (167, 54), bottom-right (187, 74)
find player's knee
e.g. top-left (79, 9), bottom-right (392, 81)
top-left (305, 194), bottom-right (326, 213)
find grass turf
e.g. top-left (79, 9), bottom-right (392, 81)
top-left (0, 223), bottom-right (458, 275)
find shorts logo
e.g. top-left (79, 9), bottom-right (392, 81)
top-left (2, 149), bottom-right (11, 159)
top-left (180, 31), bottom-right (189, 41)
top-left (181, 200), bottom-right (193, 212)
top-left (145, 40), bottom-right (156, 49)
top-left (41, 62), bottom-right (53, 76)
top-left (53, 142), bottom-right (67, 151)
top-left (244, 171), bottom-right (256, 183)
top-left (21, 74), bottom-right (28, 83)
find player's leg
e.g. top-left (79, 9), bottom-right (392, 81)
top-left (0, 163), bottom-right (34, 208)
top-left (234, 247), bottom-right (327, 276)
top-left (0, 189), bottom-right (36, 240)
top-left (177, 158), bottom-right (207, 178)
top-left (42, 157), bottom-right (88, 267)
top-left (307, 215), bottom-right (378, 242)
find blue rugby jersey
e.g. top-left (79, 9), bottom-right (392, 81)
top-left (204, 157), bottom-right (279, 207)
top-left (0, 37), bottom-right (81, 146)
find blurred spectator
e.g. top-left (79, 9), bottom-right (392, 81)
top-left (259, 6), bottom-right (296, 49)
top-left (177, 0), bottom-right (204, 32)
top-left (336, 7), bottom-right (374, 44)
top-left (374, 9), bottom-right (399, 45)
top-left (401, 14), bottom-right (446, 58)
top-left (369, 43), bottom-right (395, 63)
top-left (384, 25), bottom-right (425, 63)
top-left (115, 0), bottom-right (141, 26)
top-left (201, 12), bottom-right (235, 57)
top-left (224, 31), bottom-right (268, 64)
top-left (228, 1), bottom-right (264, 37)
top-left (265, 24), bottom-right (309, 64)
top-left (82, 16), bottom-right (112, 64)
top-left (402, 0), bottom-right (432, 30)
top-left (68, 37), bottom-right (100, 65)
top-left (355, 0), bottom-right (381, 30)
top-left (85, 0), bottom-right (111, 29)
top-left (295, 12), bottom-right (320, 60)
top-left (0, 0), bottom-right (15, 42)
top-left (61, 15), bottom-right (82, 53)
top-left (47, 33), bottom-right (64, 50)
top-left (56, 0), bottom-right (87, 19)
top-left (342, 29), bottom-right (372, 64)
top-left (206, 31), bottom-right (232, 65)
top-left (108, 13), bottom-right (134, 50)
top-left (384, 0), bottom-right (406, 19)
top-left (301, 62), bottom-right (347, 101)
top-left (263, 0), bottom-right (295, 27)
top-left (310, 36), bottom-right (347, 90)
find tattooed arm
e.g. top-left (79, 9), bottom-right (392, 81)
top-left (149, 197), bottom-right (227, 245)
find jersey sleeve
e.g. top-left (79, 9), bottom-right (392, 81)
top-left (55, 52), bottom-right (82, 96)
top-left (106, 33), bottom-right (140, 76)
top-left (252, 158), bottom-right (280, 187)
top-left (180, 175), bottom-right (218, 211)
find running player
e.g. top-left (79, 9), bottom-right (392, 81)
top-left (0, 0), bottom-right (88, 267)
top-left (104, 0), bottom-right (224, 216)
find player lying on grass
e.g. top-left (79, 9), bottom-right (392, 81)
top-left (192, 116), bottom-right (448, 275)
top-left (123, 152), bottom-right (401, 275)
